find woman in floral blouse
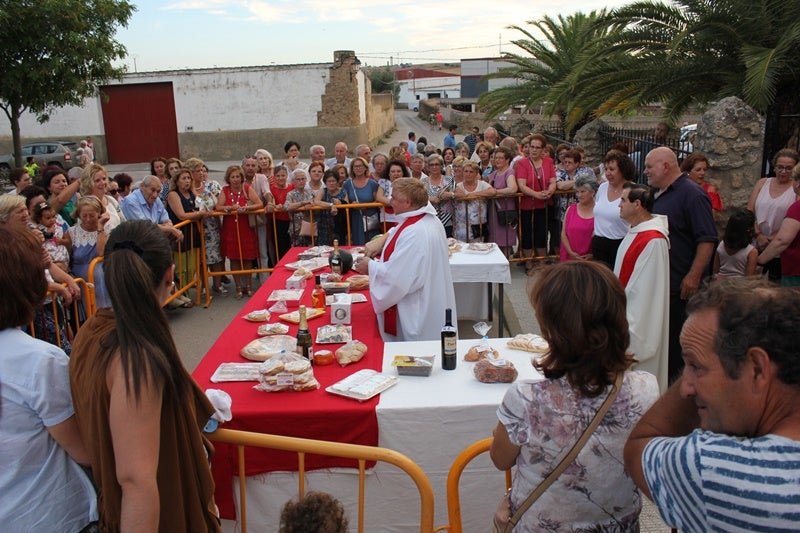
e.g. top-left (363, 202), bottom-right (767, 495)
top-left (491, 262), bottom-right (659, 532)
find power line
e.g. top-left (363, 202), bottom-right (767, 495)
top-left (361, 42), bottom-right (512, 57)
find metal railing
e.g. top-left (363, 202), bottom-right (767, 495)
top-left (26, 277), bottom-right (91, 350)
top-left (208, 428), bottom-right (435, 533)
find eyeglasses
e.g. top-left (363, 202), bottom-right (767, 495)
top-left (109, 188), bottom-right (119, 194)
top-left (775, 165), bottom-right (795, 172)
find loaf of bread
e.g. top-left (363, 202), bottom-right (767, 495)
top-left (464, 344), bottom-right (499, 361)
top-left (473, 358), bottom-right (518, 383)
top-left (507, 333), bottom-right (549, 353)
top-left (347, 274), bottom-right (369, 290)
top-left (335, 340), bottom-right (368, 366)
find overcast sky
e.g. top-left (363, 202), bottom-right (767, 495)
top-left (119, 0), bottom-right (634, 72)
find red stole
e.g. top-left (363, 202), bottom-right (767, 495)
top-left (618, 230), bottom-right (666, 287)
top-left (381, 213), bottom-right (426, 336)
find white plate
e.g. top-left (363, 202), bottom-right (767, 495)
top-left (463, 242), bottom-right (495, 254)
top-left (326, 369), bottom-right (398, 401)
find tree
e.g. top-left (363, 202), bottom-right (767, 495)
top-left (367, 68), bottom-right (400, 104)
top-left (578, 0), bottom-right (800, 124)
top-left (476, 11), bottom-right (609, 137)
top-left (0, 0), bottom-right (135, 167)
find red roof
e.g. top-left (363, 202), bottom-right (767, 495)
top-left (395, 68), bottom-right (456, 80)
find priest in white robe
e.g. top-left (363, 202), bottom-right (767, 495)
top-left (614, 182), bottom-right (670, 392)
top-left (353, 178), bottom-right (456, 342)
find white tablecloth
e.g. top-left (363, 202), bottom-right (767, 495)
top-left (222, 338), bottom-right (544, 532)
top-left (450, 245), bottom-right (511, 321)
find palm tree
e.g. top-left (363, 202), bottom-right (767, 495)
top-left (579, 0), bottom-right (800, 124)
top-left (477, 11), bottom-right (609, 136)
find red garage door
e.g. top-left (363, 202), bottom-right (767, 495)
top-left (100, 82), bottom-right (179, 164)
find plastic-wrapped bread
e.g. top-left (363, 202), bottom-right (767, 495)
top-left (473, 358), bottom-right (518, 383)
top-left (335, 340), bottom-right (368, 367)
top-left (347, 274), bottom-right (369, 290)
top-left (507, 333), bottom-right (550, 353)
top-left (464, 344), bottom-right (500, 361)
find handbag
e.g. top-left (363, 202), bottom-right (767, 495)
top-left (347, 178), bottom-right (381, 232)
top-left (491, 373), bottom-right (624, 533)
top-left (248, 213), bottom-right (265, 228)
top-left (299, 219), bottom-right (317, 237)
top-left (496, 208), bottom-right (518, 227)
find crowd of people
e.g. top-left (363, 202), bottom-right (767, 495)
top-left (3, 122), bottom-right (800, 531)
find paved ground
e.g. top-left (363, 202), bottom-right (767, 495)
top-left (108, 111), bottom-right (669, 531)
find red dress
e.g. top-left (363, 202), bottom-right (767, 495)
top-left (220, 185), bottom-right (259, 260)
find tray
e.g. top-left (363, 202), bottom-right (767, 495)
top-left (285, 257), bottom-right (329, 272)
top-left (316, 325), bottom-right (352, 344)
top-left (326, 293), bottom-right (367, 305)
top-left (326, 369), bottom-right (398, 401)
top-left (391, 355), bottom-right (434, 377)
top-left (266, 289), bottom-right (304, 306)
top-left (463, 242), bottom-right (495, 254)
top-left (278, 307), bottom-right (325, 323)
top-left (210, 363), bottom-right (263, 382)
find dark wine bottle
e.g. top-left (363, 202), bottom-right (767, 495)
top-left (441, 308), bottom-right (457, 370)
top-left (329, 239), bottom-right (342, 275)
top-left (296, 305), bottom-right (312, 360)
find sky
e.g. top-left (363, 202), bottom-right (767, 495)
top-left (117, 0), bottom-right (633, 72)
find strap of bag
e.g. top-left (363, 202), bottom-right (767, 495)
top-left (507, 373), bottom-right (624, 529)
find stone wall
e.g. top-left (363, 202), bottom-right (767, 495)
top-left (694, 97), bottom-right (765, 214)
top-left (318, 51), bottom-right (362, 128)
top-left (367, 93), bottom-right (395, 144)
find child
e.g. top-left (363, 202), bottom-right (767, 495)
top-left (33, 201), bottom-right (71, 273)
top-left (714, 209), bottom-right (758, 278)
top-left (24, 156), bottom-right (38, 178)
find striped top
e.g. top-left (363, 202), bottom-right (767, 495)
top-left (643, 430), bottom-right (800, 531)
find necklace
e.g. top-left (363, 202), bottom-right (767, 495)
top-left (192, 181), bottom-right (205, 193)
top-left (229, 188), bottom-right (244, 206)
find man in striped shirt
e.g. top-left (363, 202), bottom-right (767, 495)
top-left (624, 277), bottom-right (800, 532)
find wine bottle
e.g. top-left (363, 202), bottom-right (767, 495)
top-left (441, 308), bottom-right (457, 370)
top-left (311, 275), bottom-right (325, 311)
top-left (330, 239), bottom-right (342, 275)
top-left (296, 305), bottom-right (312, 360)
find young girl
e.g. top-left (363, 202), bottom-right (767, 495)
top-left (714, 209), bottom-right (758, 278)
top-left (33, 201), bottom-right (71, 273)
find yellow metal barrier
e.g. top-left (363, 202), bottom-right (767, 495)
top-left (208, 428), bottom-right (436, 533)
top-left (434, 437), bottom-right (511, 533)
top-left (27, 278), bottom-right (90, 351)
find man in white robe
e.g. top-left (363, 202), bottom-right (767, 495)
top-left (614, 182), bottom-right (670, 392)
top-left (353, 178), bottom-right (456, 342)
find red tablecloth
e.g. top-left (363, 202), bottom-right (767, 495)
top-left (191, 247), bottom-right (384, 518)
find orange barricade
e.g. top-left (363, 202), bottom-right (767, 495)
top-left (26, 277), bottom-right (90, 351)
top-left (208, 428), bottom-right (435, 533)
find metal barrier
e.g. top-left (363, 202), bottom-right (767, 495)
top-left (89, 218), bottom-right (205, 308)
top-left (434, 437), bottom-right (511, 533)
top-left (207, 428), bottom-right (436, 533)
top-left (26, 277), bottom-right (91, 351)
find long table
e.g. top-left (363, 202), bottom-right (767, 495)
top-left (192, 245), bottom-right (519, 529)
top-left (225, 338), bottom-right (545, 531)
top-left (192, 247), bottom-right (385, 518)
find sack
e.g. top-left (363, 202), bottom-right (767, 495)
top-left (299, 220), bottom-right (317, 237)
top-left (248, 213), bottom-right (266, 228)
top-left (491, 492), bottom-right (512, 533)
top-left (496, 209), bottom-right (518, 227)
top-left (363, 212), bottom-right (380, 232)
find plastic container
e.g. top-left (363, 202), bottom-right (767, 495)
top-left (391, 355), bottom-right (435, 377)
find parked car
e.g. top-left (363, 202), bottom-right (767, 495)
top-left (679, 123), bottom-right (697, 154)
top-left (0, 140), bottom-right (79, 184)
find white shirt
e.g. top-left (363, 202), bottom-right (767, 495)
top-left (593, 182), bottom-right (630, 239)
top-left (0, 329), bottom-right (98, 530)
top-left (368, 202), bottom-right (457, 341)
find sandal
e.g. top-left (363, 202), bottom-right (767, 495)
top-left (213, 285), bottom-right (229, 296)
top-left (235, 289), bottom-right (244, 300)
top-left (180, 298), bottom-right (195, 308)
top-left (245, 286), bottom-right (253, 297)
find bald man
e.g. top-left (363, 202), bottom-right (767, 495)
top-left (645, 147), bottom-right (716, 382)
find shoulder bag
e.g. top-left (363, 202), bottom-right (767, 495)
top-left (347, 178), bottom-right (380, 232)
top-left (492, 373), bottom-right (624, 533)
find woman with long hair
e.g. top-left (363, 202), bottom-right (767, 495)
top-left (70, 220), bottom-right (220, 531)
